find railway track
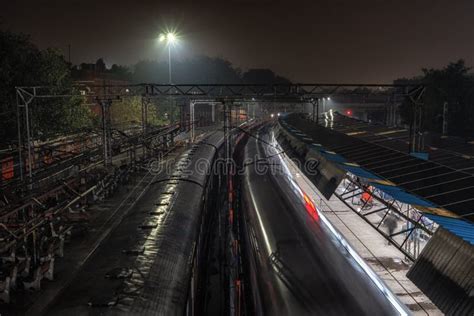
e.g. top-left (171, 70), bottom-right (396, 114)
top-left (26, 149), bottom-right (181, 315)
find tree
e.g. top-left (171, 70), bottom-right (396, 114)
top-left (29, 49), bottom-right (96, 139)
top-left (95, 58), bottom-right (106, 72)
top-left (0, 31), bottom-right (40, 143)
top-left (397, 60), bottom-right (474, 137)
top-left (110, 97), bottom-right (170, 128)
top-left (132, 56), bottom-right (242, 84)
top-left (108, 64), bottom-right (132, 81)
top-left (0, 30), bottom-right (96, 144)
top-left (132, 56), bottom-right (291, 85)
top-left (242, 69), bottom-right (290, 84)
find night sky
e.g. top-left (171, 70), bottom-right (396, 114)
top-left (2, 0), bottom-right (474, 83)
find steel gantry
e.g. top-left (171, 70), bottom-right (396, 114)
top-left (15, 82), bottom-right (422, 186)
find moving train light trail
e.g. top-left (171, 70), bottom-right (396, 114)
top-left (303, 192), bottom-right (319, 221)
top-left (269, 130), bottom-right (410, 316)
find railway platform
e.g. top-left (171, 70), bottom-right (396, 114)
top-left (282, 152), bottom-right (443, 315)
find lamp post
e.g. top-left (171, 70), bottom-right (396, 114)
top-left (159, 32), bottom-right (178, 123)
top-left (159, 32), bottom-right (177, 84)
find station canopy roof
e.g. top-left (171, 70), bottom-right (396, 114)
top-left (282, 113), bottom-right (474, 244)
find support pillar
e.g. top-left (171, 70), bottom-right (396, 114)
top-left (212, 103), bottom-right (215, 123)
top-left (99, 99), bottom-right (112, 167)
top-left (442, 101), bottom-right (448, 136)
top-left (141, 97), bottom-right (148, 158)
top-left (190, 100), bottom-right (195, 143)
top-left (16, 91), bottom-right (24, 181)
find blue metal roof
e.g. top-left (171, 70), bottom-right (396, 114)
top-left (370, 183), bottom-right (436, 208)
top-left (307, 143), bottom-right (348, 164)
top-left (321, 152), bottom-right (347, 164)
top-left (339, 164), bottom-right (382, 181)
top-left (281, 121), bottom-right (474, 244)
top-left (424, 214), bottom-right (474, 245)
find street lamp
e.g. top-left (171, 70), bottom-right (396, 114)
top-left (159, 32), bottom-right (178, 84)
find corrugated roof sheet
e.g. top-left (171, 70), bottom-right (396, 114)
top-left (423, 214), bottom-right (474, 245)
top-left (281, 113), bottom-right (474, 243)
top-left (284, 113), bottom-right (474, 223)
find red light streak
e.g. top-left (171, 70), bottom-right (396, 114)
top-left (302, 192), bottom-right (319, 220)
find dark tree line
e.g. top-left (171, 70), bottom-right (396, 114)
top-left (74, 56), bottom-right (290, 85)
top-left (0, 30), bottom-right (94, 144)
top-left (397, 60), bottom-right (474, 138)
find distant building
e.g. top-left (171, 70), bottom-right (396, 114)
top-left (71, 59), bottom-right (131, 116)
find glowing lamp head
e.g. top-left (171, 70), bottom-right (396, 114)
top-left (159, 32), bottom-right (178, 44)
top-left (271, 113), bottom-right (274, 118)
top-left (167, 32), bottom-right (176, 43)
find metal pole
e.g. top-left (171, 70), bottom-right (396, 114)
top-left (190, 101), bottom-right (195, 142)
top-left (168, 45), bottom-right (173, 130)
top-left (408, 99), bottom-right (415, 154)
top-left (107, 101), bottom-right (112, 165)
top-left (16, 91), bottom-right (24, 181)
top-left (212, 103), bottom-right (215, 123)
top-left (390, 102), bottom-right (394, 126)
top-left (25, 99), bottom-right (33, 184)
top-left (388, 103), bottom-right (391, 126)
top-left (224, 100), bottom-right (232, 164)
top-left (141, 97), bottom-right (148, 157)
top-left (239, 106), bottom-right (243, 125)
top-left (141, 97), bottom-right (145, 135)
top-left (168, 45), bottom-right (172, 84)
top-left (316, 99), bottom-right (320, 124)
top-left (393, 101), bottom-right (397, 126)
top-left (413, 104), bottom-right (419, 152)
top-left (442, 101), bottom-right (448, 136)
top-left (100, 100), bottom-right (112, 167)
top-left (417, 107), bottom-right (422, 151)
top-left (101, 101), bottom-right (107, 166)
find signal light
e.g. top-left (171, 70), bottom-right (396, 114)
top-left (346, 110), bottom-right (352, 116)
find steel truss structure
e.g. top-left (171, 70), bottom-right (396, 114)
top-left (16, 83), bottom-right (419, 99)
top-left (335, 175), bottom-right (436, 261)
top-left (15, 83), bottom-right (422, 186)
